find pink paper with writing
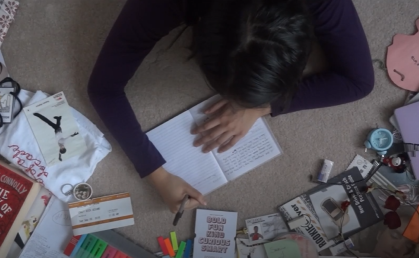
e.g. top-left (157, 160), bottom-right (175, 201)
top-left (386, 18), bottom-right (419, 92)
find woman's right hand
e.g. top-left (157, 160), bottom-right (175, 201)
top-left (148, 166), bottom-right (207, 213)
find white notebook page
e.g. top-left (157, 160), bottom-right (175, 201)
top-left (189, 96), bottom-right (282, 181)
top-left (213, 118), bottom-right (281, 181)
top-left (146, 111), bottom-right (228, 195)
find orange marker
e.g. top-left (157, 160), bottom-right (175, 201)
top-left (164, 238), bottom-right (175, 257)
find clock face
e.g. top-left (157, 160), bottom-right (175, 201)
top-left (370, 129), bottom-right (393, 150)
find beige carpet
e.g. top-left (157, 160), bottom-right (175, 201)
top-left (2, 0), bottom-right (419, 253)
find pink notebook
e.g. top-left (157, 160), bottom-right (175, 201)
top-left (395, 101), bottom-right (419, 179)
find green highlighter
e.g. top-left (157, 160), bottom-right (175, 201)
top-left (75, 235), bottom-right (95, 258)
top-left (175, 241), bottom-right (186, 258)
top-left (170, 232), bottom-right (179, 251)
top-left (81, 235), bottom-right (98, 258)
top-left (77, 235), bottom-right (99, 258)
top-left (89, 238), bottom-right (108, 258)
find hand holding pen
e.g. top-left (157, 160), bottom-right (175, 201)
top-left (148, 167), bottom-right (207, 216)
top-left (173, 195), bottom-right (189, 226)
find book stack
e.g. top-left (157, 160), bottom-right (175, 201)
top-left (63, 230), bottom-right (155, 258)
top-left (0, 161), bottom-right (42, 258)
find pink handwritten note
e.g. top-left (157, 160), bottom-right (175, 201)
top-left (387, 18), bottom-right (419, 92)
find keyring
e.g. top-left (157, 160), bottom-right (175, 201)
top-left (61, 183), bottom-right (74, 196)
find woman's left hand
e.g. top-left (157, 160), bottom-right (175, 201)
top-left (191, 99), bottom-right (271, 153)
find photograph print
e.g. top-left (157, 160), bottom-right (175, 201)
top-left (24, 92), bottom-right (86, 166)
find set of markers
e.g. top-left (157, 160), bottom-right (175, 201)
top-left (156, 232), bottom-right (192, 258)
top-left (63, 234), bottom-right (130, 258)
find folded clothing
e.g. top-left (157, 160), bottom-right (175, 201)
top-left (0, 90), bottom-right (112, 202)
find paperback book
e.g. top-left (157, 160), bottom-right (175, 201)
top-left (193, 209), bottom-right (237, 258)
top-left (0, 161), bottom-right (42, 258)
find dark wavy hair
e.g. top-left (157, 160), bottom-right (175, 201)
top-left (191, 0), bottom-right (313, 110)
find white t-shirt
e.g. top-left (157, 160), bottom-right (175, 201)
top-left (0, 90), bottom-right (112, 202)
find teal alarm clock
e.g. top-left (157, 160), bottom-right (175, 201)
top-left (364, 128), bottom-right (394, 155)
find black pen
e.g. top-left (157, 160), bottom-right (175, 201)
top-left (173, 195), bottom-right (189, 226)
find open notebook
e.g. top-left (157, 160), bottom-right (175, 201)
top-left (146, 96), bottom-right (282, 195)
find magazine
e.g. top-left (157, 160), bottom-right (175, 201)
top-left (346, 154), bottom-right (373, 178)
top-left (24, 92), bottom-right (86, 166)
top-left (245, 213), bottom-right (289, 242)
top-left (279, 196), bottom-right (335, 252)
top-left (345, 158), bottom-right (419, 258)
top-left (308, 167), bottom-right (383, 240)
top-left (279, 167), bottom-right (384, 252)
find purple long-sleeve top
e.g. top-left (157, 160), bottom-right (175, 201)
top-left (88, 0), bottom-right (374, 178)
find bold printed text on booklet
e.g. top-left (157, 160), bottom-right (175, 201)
top-left (193, 209), bottom-right (237, 258)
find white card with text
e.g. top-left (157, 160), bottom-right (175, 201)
top-left (68, 193), bottom-right (134, 236)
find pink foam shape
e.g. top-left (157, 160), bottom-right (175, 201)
top-left (386, 18), bottom-right (419, 92)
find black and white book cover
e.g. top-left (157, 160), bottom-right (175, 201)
top-left (279, 168), bottom-right (384, 252)
top-left (306, 167), bottom-right (384, 240)
top-left (24, 92), bottom-right (86, 166)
